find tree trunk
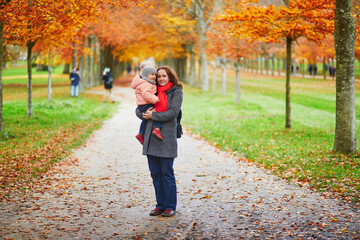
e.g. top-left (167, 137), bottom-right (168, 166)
top-left (188, 43), bottom-right (196, 87)
top-left (333, 0), bottom-right (356, 153)
top-left (27, 41), bottom-right (35, 117)
top-left (96, 38), bottom-right (101, 85)
top-left (278, 54), bottom-right (281, 76)
top-left (179, 48), bottom-right (188, 83)
top-left (302, 59), bottom-right (305, 79)
top-left (174, 52), bottom-right (187, 83)
top-left (36, 63), bottom-right (43, 71)
top-left (221, 54), bottom-right (226, 96)
top-left (285, 37), bottom-right (292, 129)
top-left (197, 56), bottom-right (202, 88)
top-left (48, 51), bottom-right (52, 103)
top-left (79, 54), bottom-right (84, 93)
top-left (212, 55), bottom-right (217, 93)
top-left (235, 59), bottom-right (241, 104)
top-left (202, 52), bottom-right (209, 91)
top-left (0, 19), bottom-right (3, 132)
top-left (265, 56), bottom-right (269, 75)
top-left (255, 55), bottom-right (259, 74)
top-left (63, 63), bottom-right (70, 74)
top-left (196, 5), bottom-right (209, 91)
top-left (90, 36), bottom-right (95, 87)
top-left (251, 58), bottom-right (254, 73)
top-left (260, 54), bottom-right (263, 74)
top-left (84, 36), bottom-right (90, 89)
top-left (271, 54), bottom-right (275, 76)
top-left (323, 58), bottom-right (327, 80)
top-left (72, 45), bottom-right (77, 69)
top-left (283, 57), bottom-right (286, 71)
top-left (100, 48), bottom-right (106, 85)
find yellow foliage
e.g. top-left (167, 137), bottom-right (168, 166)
top-left (34, 53), bottom-right (63, 66)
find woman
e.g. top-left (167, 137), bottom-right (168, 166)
top-left (69, 67), bottom-right (81, 97)
top-left (137, 66), bottom-right (183, 217)
top-left (102, 67), bottom-right (114, 103)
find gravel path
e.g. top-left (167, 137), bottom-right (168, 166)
top-left (1, 86), bottom-right (359, 240)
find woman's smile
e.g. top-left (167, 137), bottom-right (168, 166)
top-left (157, 69), bottom-right (170, 86)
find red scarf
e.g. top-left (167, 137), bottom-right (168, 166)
top-left (155, 82), bottom-right (174, 112)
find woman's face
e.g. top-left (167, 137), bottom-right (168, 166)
top-left (157, 69), bottom-right (170, 86)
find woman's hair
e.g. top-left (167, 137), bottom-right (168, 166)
top-left (157, 65), bottom-right (183, 89)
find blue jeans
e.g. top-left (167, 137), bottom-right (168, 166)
top-left (71, 85), bottom-right (79, 97)
top-left (138, 104), bottom-right (163, 135)
top-left (147, 155), bottom-right (177, 210)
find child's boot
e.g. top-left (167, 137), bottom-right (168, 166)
top-left (152, 128), bottom-right (163, 140)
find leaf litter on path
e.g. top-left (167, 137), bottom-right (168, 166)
top-left (0, 86), bottom-right (359, 239)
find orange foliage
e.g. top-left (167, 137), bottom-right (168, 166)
top-left (207, 22), bottom-right (259, 60)
top-left (2, 0), bottom-right (101, 47)
top-left (295, 35), bottom-right (335, 63)
top-left (92, 0), bottom-right (194, 62)
top-left (215, 0), bottom-right (335, 44)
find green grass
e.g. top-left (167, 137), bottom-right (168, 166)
top-left (0, 64), bottom-right (118, 200)
top-left (3, 64), bottom-right (67, 86)
top-left (182, 71), bottom-right (360, 205)
top-left (2, 63), bottom-right (64, 77)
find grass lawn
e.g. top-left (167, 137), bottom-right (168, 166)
top-left (182, 70), bottom-right (360, 206)
top-left (0, 64), bottom-right (118, 200)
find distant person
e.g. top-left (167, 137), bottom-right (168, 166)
top-left (127, 65), bottom-right (131, 75)
top-left (134, 65), bottom-right (138, 75)
top-left (330, 66), bottom-right (336, 80)
top-left (313, 64), bottom-right (317, 76)
top-left (131, 66), bottom-right (162, 144)
top-left (308, 64), bottom-right (313, 76)
top-left (102, 67), bottom-right (114, 103)
top-left (69, 67), bottom-right (81, 98)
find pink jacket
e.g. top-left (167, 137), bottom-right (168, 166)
top-left (131, 75), bottom-right (159, 105)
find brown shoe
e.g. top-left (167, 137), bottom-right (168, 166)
top-left (161, 209), bottom-right (175, 217)
top-left (150, 208), bottom-right (164, 216)
top-left (152, 128), bottom-right (163, 140)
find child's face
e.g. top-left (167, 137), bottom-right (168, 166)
top-left (148, 73), bottom-right (157, 81)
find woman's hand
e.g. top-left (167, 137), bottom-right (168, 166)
top-left (143, 107), bottom-right (156, 119)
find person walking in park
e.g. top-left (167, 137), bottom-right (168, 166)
top-left (136, 66), bottom-right (183, 218)
top-left (313, 64), bottom-right (318, 76)
top-left (330, 65), bottom-right (336, 80)
top-left (131, 66), bottom-right (163, 144)
top-left (102, 67), bottom-right (114, 103)
top-left (308, 64), bottom-right (313, 76)
top-left (69, 67), bottom-right (81, 98)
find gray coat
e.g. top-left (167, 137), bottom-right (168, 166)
top-left (136, 85), bottom-right (183, 158)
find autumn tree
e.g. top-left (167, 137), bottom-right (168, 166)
top-left (163, 0), bottom-right (220, 91)
top-left (207, 22), bottom-right (229, 96)
top-left (216, 0), bottom-right (335, 128)
top-left (0, 0), bottom-right (11, 132)
top-left (295, 36), bottom-right (335, 79)
top-left (3, 0), bottom-right (100, 116)
top-left (333, 0), bottom-right (357, 153)
top-left (226, 38), bottom-right (258, 103)
top-left (91, 1), bottom-right (192, 83)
